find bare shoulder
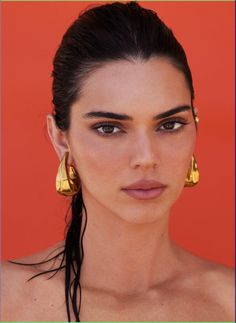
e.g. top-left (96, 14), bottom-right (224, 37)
top-left (175, 243), bottom-right (234, 281)
top-left (206, 261), bottom-right (235, 284)
top-left (201, 260), bottom-right (234, 321)
top-left (175, 245), bottom-right (235, 320)
top-left (1, 240), bottom-right (65, 284)
top-left (1, 241), bottom-right (66, 321)
top-left (190, 253), bottom-right (234, 293)
top-left (201, 260), bottom-right (235, 306)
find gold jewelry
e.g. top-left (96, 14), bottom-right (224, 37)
top-left (193, 108), bottom-right (199, 124)
top-left (185, 155), bottom-right (200, 187)
top-left (56, 152), bottom-right (80, 196)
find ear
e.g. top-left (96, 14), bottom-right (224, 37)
top-left (46, 114), bottom-right (70, 161)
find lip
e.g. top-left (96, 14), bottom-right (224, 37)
top-left (122, 179), bottom-right (166, 200)
top-left (123, 179), bottom-right (166, 190)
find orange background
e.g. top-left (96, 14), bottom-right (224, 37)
top-left (2, 1), bottom-right (235, 267)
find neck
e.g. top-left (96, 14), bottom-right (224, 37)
top-left (79, 192), bottom-right (181, 296)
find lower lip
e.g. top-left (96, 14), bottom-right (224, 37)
top-left (122, 187), bottom-right (166, 200)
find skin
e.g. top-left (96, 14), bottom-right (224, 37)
top-left (1, 57), bottom-right (234, 322)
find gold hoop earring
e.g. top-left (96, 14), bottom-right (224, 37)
top-left (56, 152), bottom-right (80, 196)
top-left (185, 155), bottom-right (200, 187)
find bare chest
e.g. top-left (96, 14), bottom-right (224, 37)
top-left (7, 284), bottom-right (232, 322)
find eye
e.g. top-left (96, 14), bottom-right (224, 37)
top-left (158, 119), bottom-right (187, 132)
top-left (92, 123), bottom-right (123, 136)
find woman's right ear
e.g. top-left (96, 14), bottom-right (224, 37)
top-left (46, 114), bottom-right (70, 161)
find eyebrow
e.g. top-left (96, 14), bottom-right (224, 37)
top-left (82, 105), bottom-right (191, 121)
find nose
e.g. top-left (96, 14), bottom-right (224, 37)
top-left (129, 131), bottom-right (160, 170)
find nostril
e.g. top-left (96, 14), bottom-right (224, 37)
top-left (129, 156), bottom-right (159, 169)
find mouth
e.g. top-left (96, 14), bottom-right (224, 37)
top-left (121, 179), bottom-right (166, 200)
top-left (121, 187), bottom-right (166, 200)
top-left (122, 187), bottom-right (165, 200)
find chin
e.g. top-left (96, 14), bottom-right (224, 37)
top-left (116, 205), bottom-right (169, 225)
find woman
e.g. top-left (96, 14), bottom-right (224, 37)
top-left (2, 1), bottom-right (234, 321)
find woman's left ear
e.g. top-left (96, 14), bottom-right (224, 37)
top-left (46, 114), bottom-right (71, 161)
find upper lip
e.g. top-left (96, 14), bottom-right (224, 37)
top-left (122, 179), bottom-right (166, 190)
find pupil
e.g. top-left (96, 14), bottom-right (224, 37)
top-left (165, 122), bottom-right (174, 129)
top-left (103, 126), bottom-right (114, 133)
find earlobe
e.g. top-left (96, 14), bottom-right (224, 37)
top-left (46, 114), bottom-right (70, 160)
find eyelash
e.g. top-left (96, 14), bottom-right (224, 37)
top-left (91, 118), bottom-right (189, 137)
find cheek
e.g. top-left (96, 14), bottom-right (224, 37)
top-left (160, 131), bottom-right (196, 179)
top-left (165, 138), bottom-right (194, 162)
top-left (70, 133), bottom-right (124, 179)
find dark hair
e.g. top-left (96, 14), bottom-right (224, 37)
top-left (12, 2), bottom-right (196, 322)
top-left (52, 1), bottom-right (194, 132)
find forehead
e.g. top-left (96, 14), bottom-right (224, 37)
top-left (74, 57), bottom-right (191, 117)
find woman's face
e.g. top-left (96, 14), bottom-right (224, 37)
top-left (65, 57), bottom-right (196, 224)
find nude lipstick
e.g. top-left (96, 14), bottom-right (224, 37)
top-left (122, 179), bottom-right (166, 200)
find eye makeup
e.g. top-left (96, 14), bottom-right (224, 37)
top-left (90, 116), bottom-right (190, 137)
top-left (91, 121), bottom-right (124, 137)
top-left (157, 117), bottom-right (189, 134)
